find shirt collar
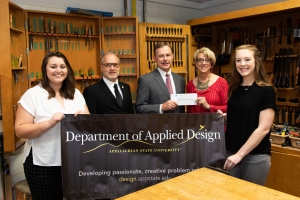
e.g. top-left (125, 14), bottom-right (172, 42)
top-left (103, 77), bottom-right (119, 88)
top-left (157, 67), bottom-right (172, 77)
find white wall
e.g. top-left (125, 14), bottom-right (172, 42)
top-left (7, 0), bottom-right (285, 199)
top-left (10, 0), bottom-right (285, 24)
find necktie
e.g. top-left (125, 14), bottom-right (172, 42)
top-left (165, 73), bottom-right (173, 94)
top-left (114, 84), bottom-right (122, 107)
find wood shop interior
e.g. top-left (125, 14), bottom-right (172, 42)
top-left (1, 0), bottom-right (300, 199)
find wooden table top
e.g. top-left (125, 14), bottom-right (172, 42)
top-left (116, 167), bottom-right (300, 200)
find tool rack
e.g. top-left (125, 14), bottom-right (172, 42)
top-left (138, 23), bottom-right (191, 82)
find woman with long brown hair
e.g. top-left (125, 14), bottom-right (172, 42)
top-left (221, 45), bottom-right (276, 185)
top-left (15, 52), bottom-right (90, 199)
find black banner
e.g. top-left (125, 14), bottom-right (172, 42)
top-left (61, 113), bottom-right (226, 199)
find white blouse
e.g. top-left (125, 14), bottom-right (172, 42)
top-left (19, 85), bottom-right (86, 166)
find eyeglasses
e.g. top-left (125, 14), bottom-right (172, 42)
top-left (102, 63), bottom-right (120, 68)
top-left (195, 58), bottom-right (212, 64)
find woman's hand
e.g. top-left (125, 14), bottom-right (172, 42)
top-left (223, 154), bottom-right (243, 171)
top-left (196, 97), bottom-right (210, 110)
top-left (51, 112), bottom-right (65, 123)
top-left (74, 104), bottom-right (90, 116)
top-left (217, 109), bottom-right (227, 124)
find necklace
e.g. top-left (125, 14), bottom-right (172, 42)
top-left (242, 85), bottom-right (250, 90)
top-left (243, 86), bottom-right (250, 90)
top-left (196, 74), bottom-right (211, 90)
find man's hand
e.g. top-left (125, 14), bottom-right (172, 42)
top-left (161, 100), bottom-right (178, 111)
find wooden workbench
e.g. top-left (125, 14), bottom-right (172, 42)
top-left (117, 167), bottom-right (299, 200)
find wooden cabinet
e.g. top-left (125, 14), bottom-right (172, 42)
top-left (138, 23), bottom-right (191, 82)
top-left (25, 10), bottom-right (101, 93)
top-left (1, 3), bottom-right (140, 152)
top-left (1, 2), bottom-right (28, 152)
top-left (101, 16), bottom-right (139, 101)
top-left (187, 0), bottom-right (300, 126)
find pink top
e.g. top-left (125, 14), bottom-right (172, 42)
top-left (186, 77), bottom-right (228, 113)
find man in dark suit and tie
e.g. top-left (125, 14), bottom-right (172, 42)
top-left (83, 52), bottom-right (134, 114)
top-left (136, 42), bottom-right (186, 113)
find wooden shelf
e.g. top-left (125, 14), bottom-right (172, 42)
top-left (75, 76), bottom-right (100, 80)
top-left (276, 88), bottom-right (299, 91)
top-left (119, 74), bottom-right (137, 77)
top-left (28, 32), bottom-right (98, 38)
top-left (275, 55), bottom-right (299, 58)
top-left (30, 76), bottom-right (101, 82)
top-left (271, 143), bottom-right (300, 159)
top-left (12, 67), bottom-right (26, 71)
top-left (104, 32), bottom-right (136, 35)
top-left (10, 27), bottom-right (23, 33)
top-left (117, 54), bottom-right (137, 58)
top-left (146, 34), bottom-right (185, 41)
top-left (276, 101), bottom-right (299, 107)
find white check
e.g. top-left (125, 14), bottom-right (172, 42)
top-left (171, 93), bottom-right (197, 105)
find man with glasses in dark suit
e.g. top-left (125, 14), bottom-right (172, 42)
top-left (83, 52), bottom-right (134, 114)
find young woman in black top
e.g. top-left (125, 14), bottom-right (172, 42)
top-left (220, 45), bottom-right (276, 185)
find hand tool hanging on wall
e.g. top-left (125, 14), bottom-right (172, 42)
top-left (85, 24), bottom-right (88, 47)
top-left (186, 34), bottom-right (189, 80)
top-left (92, 24), bottom-right (95, 50)
top-left (45, 36), bottom-right (49, 53)
top-left (293, 19), bottom-right (300, 47)
top-left (29, 35), bottom-right (33, 50)
top-left (274, 48), bottom-right (283, 87)
top-left (279, 48), bottom-right (287, 88)
top-left (277, 22), bottom-right (283, 44)
top-left (49, 20), bottom-right (53, 50)
top-left (264, 28), bottom-right (270, 61)
top-left (296, 55), bottom-right (300, 87)
top-left (282, 48), bottom-right (292, 88)
top-left (285, 17), bottom-right (293, 45)
top-left (216, 30), bottom-right (225, 75)
top-left (28, 17), bottom-right (33, 32)
top-left (226, 30), bottom-right (232, 63)
top-left (43, 18), bottom-right (48, 33)
top-left (216, 30), bottom-right (225, 65)
top-left (67, 23), bottom-right (71, 47)
top-left (179, 28), bottom-right (182, 63)
top-left (291, 48), bottom-right (295, 88)
top-left (272, 53), bottom-right (279, 86)
top-left (252, 28), bottom-right (256, 45)
top-left (270, 26), bottom-right (276, 59)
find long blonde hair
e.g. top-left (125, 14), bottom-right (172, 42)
top-left (228, 45), bottom-right (274, 99)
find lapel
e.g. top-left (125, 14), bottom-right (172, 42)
top-left (99, 79), bottom-right (121, 107)
top-left (153, 69), bottom-right (170, 98)
top-left (119, 82), bottom-right (128, 103)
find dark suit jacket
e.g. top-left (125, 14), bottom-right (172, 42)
top-left (83, 79), bottom-right (134, 114)
top-left (135, 68), bottom-right (186, 113)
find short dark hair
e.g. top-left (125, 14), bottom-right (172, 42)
top-left (40, 52), bottom-right (75, 100)
top-left (154, 42), bottom-right (173, 56)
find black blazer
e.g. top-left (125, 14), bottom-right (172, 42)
top-left (83, 79), bottom-right (134, 114)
